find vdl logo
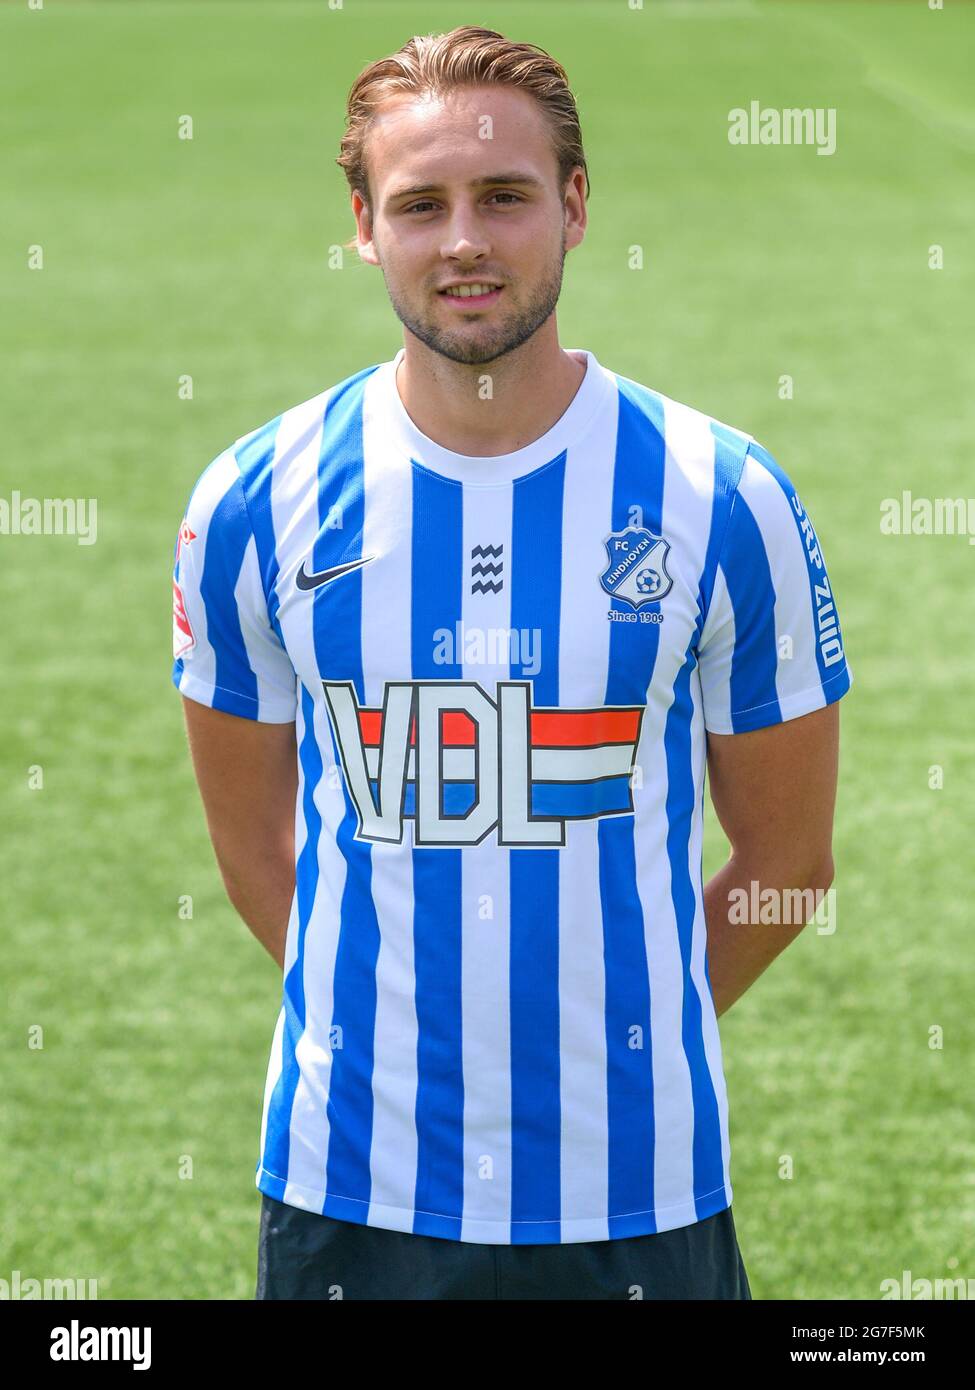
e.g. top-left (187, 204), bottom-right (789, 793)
top-left (322, 679), bottom-right (646, 847)
top-left (600, 527), bottom-right (673, 610)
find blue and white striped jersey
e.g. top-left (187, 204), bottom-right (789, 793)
top-left (171, 348), bottom-right (852, 1244)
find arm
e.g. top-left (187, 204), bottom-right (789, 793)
top-left (703, 701), bottom-right (840, 1017)
top-left (171, 452), bottom-right (302, 968)
top-left (181, 697), bottom-right (298, 970)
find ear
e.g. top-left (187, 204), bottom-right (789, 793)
top-left (351, 190), bottom-right (380, 267)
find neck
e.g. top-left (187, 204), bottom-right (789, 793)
top-left (395, 329), bottom-right (587, 458)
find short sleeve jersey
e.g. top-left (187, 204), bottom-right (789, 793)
top-left (171, 348), bottom-right (852, 1243)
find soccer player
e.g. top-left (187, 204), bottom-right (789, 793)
top-left (171, 26), bottom-right (852, 1300)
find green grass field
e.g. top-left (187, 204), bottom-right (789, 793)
top-left (2, 0), bottom-right (972, 1300)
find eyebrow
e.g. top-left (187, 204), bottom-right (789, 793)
top-left (386, 172), bottom-right (544, 204)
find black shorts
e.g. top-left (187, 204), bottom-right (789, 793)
top-left (255, 1194), bottom-right (752, 1300)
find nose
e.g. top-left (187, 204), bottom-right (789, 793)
top-left (440, 202), bottom-right (491, 264)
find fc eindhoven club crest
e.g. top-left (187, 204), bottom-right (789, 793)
top-left (599, 527), bottom-right (674, 609)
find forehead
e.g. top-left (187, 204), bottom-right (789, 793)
top-left (365, 86), bottom-right (557, 192)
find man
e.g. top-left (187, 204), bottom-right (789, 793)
top-left (171, 25), bottom-right (852, 1300)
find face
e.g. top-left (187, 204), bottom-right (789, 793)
top-left (353, 85), bottom-right (587, 366)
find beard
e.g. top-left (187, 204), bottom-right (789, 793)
top-left (379, 232), bottom-right (567, 366)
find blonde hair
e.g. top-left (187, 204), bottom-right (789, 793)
top-left (336, 24), bottom-right (589, 219)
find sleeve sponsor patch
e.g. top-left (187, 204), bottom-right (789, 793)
top-left (172, 578), bottom-right (195, 658)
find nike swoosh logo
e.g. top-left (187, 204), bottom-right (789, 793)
top-left (295, 555), bottom-right (375, 591)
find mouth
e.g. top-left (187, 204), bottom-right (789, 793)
top-left (437, 283), bottom-right (504, 308)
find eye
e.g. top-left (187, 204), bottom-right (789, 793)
top-left (403, 191), bottom-right (524, 215)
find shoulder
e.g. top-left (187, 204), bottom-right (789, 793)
top-left (184, 361), bottom-right (387, 521)
top-left (232, 362), bottom-right (384, 488)
top-left (607, 368), bottom-right (762, 509)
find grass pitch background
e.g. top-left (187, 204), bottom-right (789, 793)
top-left (2, 0), bottom-right (972, 1299)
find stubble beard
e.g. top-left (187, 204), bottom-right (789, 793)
top-left (381, 232), bottom-right (567, 367)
